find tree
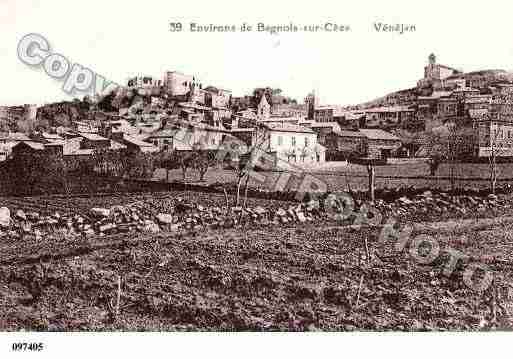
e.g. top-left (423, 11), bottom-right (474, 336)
top-left (15, 117), bottom-right (35, 135)
top-left (424, 125), bottom-right (476, 191)
top-left (46, 153), bottom-right (72, 199)
top-left (284, 148), bottom-right (296, 162)
top-left (313, 143), bottom-right (324, 162)
top-left (367, 161), bottom-right (376, 202)
top-left (124, 152), bottom-right (156, 179)
top-left (300, 146), bottom-right (312, 162)
top-left (156, 149), bottom-right (194, 182)
top-left (486, 121), bottom-right (513, 194)
top-left (34, 118), bottom-right (50, 132)
top-left (221, 126), bottom-right (269, 207)
top-left (0, 121), bottom-right (10, 133)
top-left (427, 155), bottom-right (442, 176)
top-left (251, 87), bottom-right (274, 109)
top-left (93, 148), bottom-right (127, 177)
top-left (425, 130), bottom-right (446, 176)
top-left (5, 151), bottom-right (70, 195)
top-left (156, 151), bottom-right (173, 182)
top-left (190, 143), bottom-right (217, 182)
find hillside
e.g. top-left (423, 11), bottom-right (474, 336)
top-left (357, 88), bottom-right (418, 109)
top-left (355, 69), bottom-right (513, 110)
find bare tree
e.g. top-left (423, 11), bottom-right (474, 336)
top-left (486, 122), bottom-right (513, 194)
top-left (366, 161), bottom-right (376, 202)
top-left (424, 125), bottom-right (475, 192)
top-left (124, 152), bottom-right (156, 179)
top-left (284, 148), bottom-right (296, 163)
top-left (156, 150), bottom-right (192, 182)
top-left (300, 146), bottom-right (312, 162)
top-left (190, 143), bottom-right (217, 182)
top-left (224, 127), bottom-right (269, 207)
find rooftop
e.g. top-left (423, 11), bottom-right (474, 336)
top-left (41, 132), bottom-right (63, 140)
top-left (0, 132), bottom-right (31, 142)
top-left (435, 64), bottom-right (461, 73)
top-left (452, 87), bottom-right (479, 93)
top-left (123, 135), bottom-right (159, 152)
top-left (78, 132), bottom-right (109, 141)
top-left (178, 102), bottom-right (211, 111)
top-left (310, 122), bottom-right (342, 131)
top-left (363, 106), bottom-right (415, 113)
top-left (123, 135), bottom-right (159, 150)
top-left (110, 141), bottom-right (127, 151)
top-left (263, 123), bottom-right (314, 134)
top-left (418, 91), bottom-right (453, 100)
top-left (14, 141), bottom-right (45, 151)
top-left (333, 130), bottom-right (365, 138)
top-left (469, 109), bottom-right (489, 119)
top-left (359, 129), bottom-right (401, 141)
top-left (231, 128), bottom-right (255, 132)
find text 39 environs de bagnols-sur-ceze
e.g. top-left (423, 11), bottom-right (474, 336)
top-left (172, 22), bottom-right (416, 34)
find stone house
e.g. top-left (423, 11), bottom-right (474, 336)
top-left (232, 123), bottom-right (325, 165)
top-left (310, 122), bottom-right (342, 146)
top-left (359, 129), bottom-right (402, 159)
top-left (325, 129), bottom-right (401, 160)
top-left (325, 130), bottom-right (366, 160)
top-left (264, 123), bottom-right (324, 163)
top-left (146, 122), bottom-right (228, 152)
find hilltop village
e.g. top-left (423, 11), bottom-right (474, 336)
top-left (1, 53), bottom-right (513, 169)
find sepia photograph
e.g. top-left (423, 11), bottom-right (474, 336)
top-left (1, 0), bottom-right (513, 357)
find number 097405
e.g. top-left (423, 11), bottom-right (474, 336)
top-left (11, 342), bottom-right (44, 351)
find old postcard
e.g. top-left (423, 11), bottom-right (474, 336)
top-left (0, 0), bottom-right (512, 357)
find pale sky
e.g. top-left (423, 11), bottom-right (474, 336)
top-left (2, 0), bottom-right (513, 107)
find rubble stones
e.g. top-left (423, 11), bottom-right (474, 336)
top-left (0, 207), bottom-right (10, 227)
top-left (98, 223), bottom-right (115, 233)
top-left (296, 211), bottom-right (307, 223)
top-left (90, 208), bottom-right (110, 218)
top-left (156, 213), bottom-right (173, 224)
top-left (15, 209), bottom-right (26, 221)
top-left (27, 212), bottom-right (39, 221)
top-left (254, 206), bottom-right (267, 215)
top-left (276, 208), bottom-right (287, 217)
top-left (142, 220), bottom-right (160, 234)
top-left (0, 190), bottom-right (510, 242)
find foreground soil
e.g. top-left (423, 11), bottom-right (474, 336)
top-left (1, 218), bottom-right (513, 331)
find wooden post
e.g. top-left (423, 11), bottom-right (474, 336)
top-left (115, 275), bottom-right (121, 320)
top-left (367, 162), bottom-right (375, 202)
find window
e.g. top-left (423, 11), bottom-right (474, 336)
top-left (292, 136), bottom-right (296, 147)
top-left (305, 137), bottom-right (309, 147)
top-left (277, 136), bottom-right (283, 146)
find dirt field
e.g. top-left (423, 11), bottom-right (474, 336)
top-left (1, 219), bottom-right (512, 331)
top-left (0, 191), bottom-right (294, 217)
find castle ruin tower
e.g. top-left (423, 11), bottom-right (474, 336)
top-left (305, 90), bottom-right (317, 121)
top-left (428, 53), bottom-right (436, 65)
